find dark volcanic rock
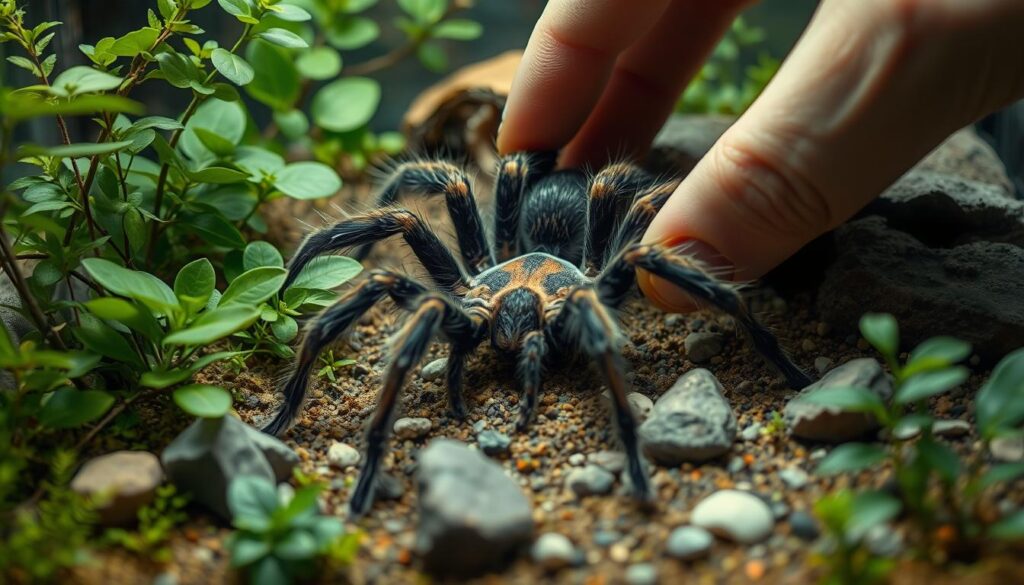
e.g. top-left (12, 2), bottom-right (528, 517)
top-left (415, 439), bottom-right (533, 577)
top-left (817, 217), bottom-right (1024, 360)
top-left (639, 369), bottom-right (736, 464)
top-left (785, 358), bottom-right (893, 443)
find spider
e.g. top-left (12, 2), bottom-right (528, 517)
top-left (261, 151), bottom-right (812, 516)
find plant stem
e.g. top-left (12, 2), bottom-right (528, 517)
top-left (0, 221), bottom-right (67, 350)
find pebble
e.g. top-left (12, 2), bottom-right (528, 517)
top-left (784, 358), bottom-right (893, 442)
top-left (326, 442), bottom-right (360, 468)
top-left (415, 439), bottom-right (533, 576)
top-left (865, 524), bottom-right (904, 557)
top-left (639, 369), bottom-right (737, 464)
top-left (778, 467), bottom-right (809, 490)
top-left (627, 392), bottom-right (655, 420)
top-left (394, 417), bottom-right (432, 440)
top-left (892, 418), bottom-right (971, 441)
top-left (420, 358), bottom-right (447, 382)
top-left (992, 436), bottom-right (1024, 462)
top-left (691, 490), bottom-right (775, 544)
top-left (565, 464), bottom-right (615, 497)
top-left (594, 530), bottom-right (621, 547)
top-left (666, 525), bottom-right (714, 561)
top-left (70, 450), bottom-right (163, 526)
top-left (684, 332), bottom-right (724, 363)
top-left (741, 424), bottom-right (763, 442)
top-left (788, 510), bottom-right (820, 540)
top-left (625, 563), bottom-right (658, 585)
top-left (477, 429), bottom-right (512, 456)
top-left (588, 450), bottom-right (626, 474)
top-left (531, 533), bottom-right (576, 571)
top-left (568, 453), bottom-right (586, 466)
top-left (814, 357), bottom-right (833, 375)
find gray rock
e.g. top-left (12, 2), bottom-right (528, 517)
top-left (420, 358), bottom-right (448, 383)
top-left (394, 417), bottom-right (432, 440)
top-left (891, 418), bottom-right (971, 441)
top-left (684, 332), bottom-right (724, 364)
top-left (914, 127), bottom-right (1014, 195)
top-left (627, 392), bottom-right (654, 420)
top-left (740, 424), bottom-right (763, 442)
top-left (666, 525), bottom-right (714, 561)
top-left (814, 357), bottom-right (833, 375)
top-left (568, 453), bottom-right (586, 466)
top-left (477, 429), bottom-right (512, 456)
top-left (789, 510), bottom-right (820, 541)
top-left (588, 450), bottom-right (626, 474)
top-left (784, 358), bottom-right (892, 442)
top-left (565, 464), bottom-right (615, 497)
top-left (778, 467), bottom-right (809, 490)
top-left (531, 533), bottom-right (576, 571)
top-left (691, 490), bottom-right (775, 544)
top-left (415, 439), bottom-right (533, 576)
top-left (625, 563), bottom-right (658, 585)
top-left (327, 442), bottom-right (360, 468)
top-left (161, 416), bottom-right (297, 519)
top-left (70, 450), bottom-right (163, 525)
top-left (992, 436), bottom-right (1024, 462)
top-left (817, 217), bottom-right (1024, 361)
top-left (639, 369), bottom-right (736, 465)
top-left (865, 524), bottom-right (905, 557)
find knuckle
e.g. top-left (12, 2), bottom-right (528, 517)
top-left (709, 135), bottom-right (835, 239)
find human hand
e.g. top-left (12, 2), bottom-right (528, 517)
top-left (498, 0), bottom-right (1024, 311)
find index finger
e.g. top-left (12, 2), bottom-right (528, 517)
top-left (497, 0), bottom-right (672, 155)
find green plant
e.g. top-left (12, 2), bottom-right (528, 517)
top-left (104, 484), bottom-right (189, 563)
top-left (761, 410), bottom-right (786, 440)
top-left (677, 16), bottom-right (779, 115)
top-left (316, 349), bottom-right (355, 382)
top-left (814, 489), bottom-right (898, 585)
top-left (805, 313), bottom-right (1024, 559)
top-left (227, 475), bottom-right (358, 584)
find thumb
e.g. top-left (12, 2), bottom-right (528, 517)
top-left (640, 0), bottom-right (1024, 312)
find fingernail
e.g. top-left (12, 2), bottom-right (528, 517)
top-left (637, 237), bottom-right (735, 314)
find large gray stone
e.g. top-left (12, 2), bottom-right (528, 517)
top-left (914, 126), bottom-right (1014, 194)
top-left (161, 416), bottom-right (297, 519)
top-left (785, 358), bottom-right (893, 443)
top-left (71, 450), bottom-right (163, 525)
top-left (638, 369), bottom-right (736, 465)
top-left (415, 439), bottom-right (533, 577)
top-left (817, 217), bottom-right (1024, 360)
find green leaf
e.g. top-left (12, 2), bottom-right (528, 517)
top-left (245, 40), bottom-right (301, 110)
top-left (230, 534), bottom-right (271, 567)
top-left (83, 297), bottom-right (163, 342)
top-left (895, 367), bottom-right (969, 404)
top-left (399, 0), bottom-right (445, 23)
top-left (817, 443), bottom-right (887, 475)
top-left (416, 41), bottom-right (447, 73)
top-left (140, 351), bottom-right (242, 389)
top-left (916, 438), bottom-right (961, 482)
top-left (132, 116), bottom-right (185, 131)
top-left (73, 313), bottom-right (143, 368)
top-left (218, 0), bottom-right (255, 22)
top-left (259, 28), bottom-right (308, 49)
top-left (109, 27), bottom-right (160, 56)
top-left (157, 51), bottom-right (199, 89)
top-left (860, 313), bottom-right (899, 361)
top-left (273, 161), bottom-right (342, 199)
top-left (797, 386), bottom-right (885, 415)
top-left (274, 529), bottom-right (318, 561)
top-left (271, 314), bottom-right (298, 342)
top-left (20, 140), bottom-right (134, 158)
top-left (193, 128), bottom-right (237, 158)
top-left (173, 384), bottom-right (232, 418)
top-left (243, 241), bottom-right (284, 270)
top-left (163, 305), bottom-right (260, 345)
top-left (179, 99), bottom-right (247, 162)
top-left (343, 0), bottom-right (378, 13)
top-left (978, 462), bottom-right (1024, 491)
top-left (6, 94), bottom-right (143, 121)
top-left (432, 19), bottom-right (482, 40)
top-left (295, 46), bottom-right (342, 80)
top-left (211, 48), bottom-right (255, 86)
top-left (82, 258), bottom-right (179, 314)
top-left (905, 336), bottom-right (972, 377)
top-left (270, 3), bottom-right (312, 21)
top-left (219, 267), bottom-right (287, 307)
top-left (228, 475), bottom-right (279, 524)
top-left (990, 509), bottom-right (1024, 540)
top-left (188, 165), bottom-right (250, 184)
top-left (976, 348), bottom-right (1024, 439)
top-left (271, 109), bottom-right (309, 140)
top-left (251, 556), bottom-right (288, 585)
top-left (311, 76), bottom-right (380, 132)
top-left (289, 256), bottom-right (362, 290)
top-left (235, 146), bottom-right (286, 179)
top-left (325, 16), bottom-right (379, 50)
top-left (848, 490), bottom-right (902, 541)
top-left (50, 66), bottom-right (123, 96)
top-left (182, 213), bottom-right (247, 249)
top-left (174, 258), bottom-right (216, 314)
top-left (39, 389), bottom-right (115, 429)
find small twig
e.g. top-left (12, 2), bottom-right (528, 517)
top-left (0, 222), bottom-right (67, 350)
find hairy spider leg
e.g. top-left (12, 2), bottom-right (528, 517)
top-left (583, 162), bottom-right (654, 271)
top-left (515, 329), bottom-right (547, 431)
top-left (519, 170), bottom-right (589, 265)
top-left (353, 161), bottom-right (494, 274)
top-left (600, 244), bottom-right (813, 389)
top-left (262, 270), bottom-right (431, 437)
top-left (350, 294), bottom-right (486, 516)
top-left (283, 208), bottom-right (467, 293)
top-left (493, 151), bottom-right (557, 262)
top-left (548, 286), bottom-right (653, 503)
top-left (606, 178), bottom-right (680, 256)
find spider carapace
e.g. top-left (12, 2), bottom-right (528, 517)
top-left (261, 152), bottom-right (813, 516)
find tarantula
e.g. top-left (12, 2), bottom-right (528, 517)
top-left (261, 152), bottom-right (812, 516)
